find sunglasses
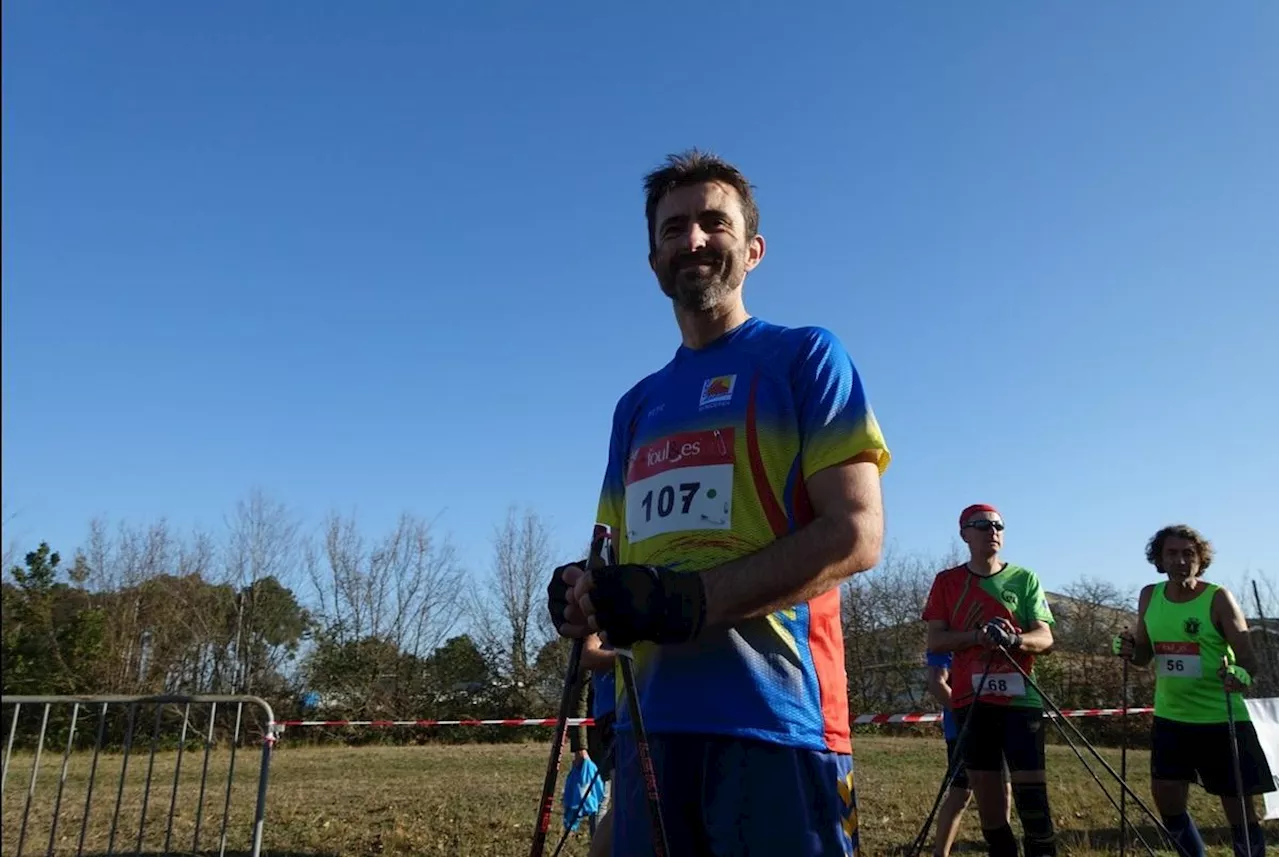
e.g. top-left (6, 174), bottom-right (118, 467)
top-left (964, 520), bottom-right (1005, 532)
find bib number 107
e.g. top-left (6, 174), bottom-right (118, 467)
top-left (639, 482), bottom-right (700, 522)
top-left (625, 462), bottom-right (733, 543)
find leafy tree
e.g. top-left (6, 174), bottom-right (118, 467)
top-left (1, 543), bottom-right (107, 695)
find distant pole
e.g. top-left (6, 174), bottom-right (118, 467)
top-left (1251, 581), bottom-right (1275, 692)
top-left (233, 590), bottom-right (246, 694)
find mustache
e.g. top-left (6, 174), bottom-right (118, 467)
top-left (670, 250), bottom-right (723, 272)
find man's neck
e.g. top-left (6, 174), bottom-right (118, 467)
top-left (966, 556), bottom-right (1004, 577)
top-left (1164, 575), bottom-right (1206, 600)
top-left (675, 299), bottom-right (750, 350)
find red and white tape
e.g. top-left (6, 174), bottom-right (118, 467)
top-left (850, 706), bottom-right (1152, 725)
top-left (275, 707), bottom-right (1153, 729)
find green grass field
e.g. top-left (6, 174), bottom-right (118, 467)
top-left (2, 736), bottom-right (1273, 856)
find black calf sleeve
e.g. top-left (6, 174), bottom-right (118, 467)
top-left (1012, 782), bottom-right (1057, 857)
top-left (981, 824), bottom-right (1019, 857)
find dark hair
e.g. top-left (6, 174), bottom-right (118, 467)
top-left (643, 149), bottom-right (759, 255)
top-left (1145, 524), bottom-right (1214, 572)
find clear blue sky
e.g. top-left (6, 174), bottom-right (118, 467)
top-left (3, 2), bottom-right (1276, 605)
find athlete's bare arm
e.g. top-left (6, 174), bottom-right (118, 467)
top-left (1212, 586), bottom-right (1259, 678)
top-left (1013, 619), bottom-right (1053, 654)
top-left (580, 632), bottom-right (616, 673)
top-left (698, 451), bottom-right (883, 627)
top-left (1128, 584), bottom-right (1156, 667)
top-left (926, 620), bottom-right (985, 653)
top-left (926, 665), bottom-right (953, 709)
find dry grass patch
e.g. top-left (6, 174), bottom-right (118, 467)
top-left (3, 737), bottom-right (1273, 856)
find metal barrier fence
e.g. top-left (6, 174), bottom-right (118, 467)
top-left (1, 695), bottom-right (280, 857)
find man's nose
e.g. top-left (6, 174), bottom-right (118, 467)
top-left (678, 223), bottom-right (710, 252)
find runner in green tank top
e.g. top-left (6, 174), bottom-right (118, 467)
top-left (1114, 524), bottom-right (1273, 857)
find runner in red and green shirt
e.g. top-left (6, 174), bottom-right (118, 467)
top-left (922, 504), bottom-right (1057, 857)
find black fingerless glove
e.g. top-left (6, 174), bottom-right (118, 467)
top-left (546, 559), bottom-right (583, 633)
top-left (982, 619), bottom-right (1018, 649)
top-left (591, 564), bottom-right (707, 648)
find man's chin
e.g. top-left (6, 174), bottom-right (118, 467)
top-left (672, 282), bottom-right (728, 311)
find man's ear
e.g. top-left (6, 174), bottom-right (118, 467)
top-left (744, 234), bottom-right (766, 272)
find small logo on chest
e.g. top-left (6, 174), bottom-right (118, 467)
top-left (699, 375), bottom-right (737, 409)
top-left (1184, 617), bottom-right (1201, 637)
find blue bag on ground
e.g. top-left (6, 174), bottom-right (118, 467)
top-left (562, 756), bottom-right (605, 831)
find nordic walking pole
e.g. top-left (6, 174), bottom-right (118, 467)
top-left (529, 641), bottom-right (584, 857)
top-left (529, 524), bottom-right (610, 857)
top-left (1120, 631), bottom-right (1129, 857)
top-left (994, 647), bottom-right (1178, 852)
top-left (579, 526), bottom-right (670, 857)
top-left (1222, 655), bottom-right (1252, 857)
top-left (907, 651), bottom-right (999, 857)
top-left (616, 644), bottom-right (670, 857)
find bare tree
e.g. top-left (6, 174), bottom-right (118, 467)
top-left (304, 509), bottom-right (464, 713)
top-left (841, 543), bottom-right (960, 714)
top-left (1052, 576), bottom-right (1137, 652)
top-left (1, 502), bottom-right (21, 572)
top-left (470, 507), bottom-right (555, 690)
top-left (164, 527), bottom-right (234, 692)
top-left (79, 517), bottom-right (177, 691)
top-left (1227, 569), bottom-right (1279, 697)
top-left (224, 489), bottom-right (301, 692)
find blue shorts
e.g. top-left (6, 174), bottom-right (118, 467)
top-left (611, 731), bottom-right (859, 857)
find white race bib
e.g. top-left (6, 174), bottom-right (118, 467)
top-left (972, 671), bottom-right (1026, 698)
top-left (1154, 642), bottom-right (1202, 678)
top-left (625, 429), bottom-right (734, 544)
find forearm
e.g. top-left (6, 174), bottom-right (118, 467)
top-left (928, 628), bottom-right (982, 653)
top-left (700, 512), bottom-right (880, 628)
top-left (1013, 626), bottom-right (1053, 654)
top-left (1232, 642), bottom-right (1259, 677)
top-left (1130, 639), bottom-right (1154, 667)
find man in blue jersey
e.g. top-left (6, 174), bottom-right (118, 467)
top-left (547, 149), bottom-right (892, 856)
top-left (925, 650), bottom-right (1011, 857)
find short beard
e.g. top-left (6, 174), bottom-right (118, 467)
top-left (657, 251), bottom-right (746, 311)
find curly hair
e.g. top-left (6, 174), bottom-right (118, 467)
top-left (642, 149), bottom-right (759, 256)
top-left (1145, 524), bottom-right (1214, 572)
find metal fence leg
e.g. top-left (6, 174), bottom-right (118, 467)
top-left (76, 703), bottom-right (109, 857)
top-left (163, 701), bottom-right (192, 855)
top-left (106, 701), bottom-right (139, 856)
top-left (2, 693), bottom-right (277, 857)
top-left (192, 701), bottom-right (218, 856)
top-left (218, 701), bottom-right (245, 857)
top-left (135, 703), bottom-right (165, 852)
top-left (16, 703), bottom-right (51, 857)
top-left (47, 701), bottom-right (81, 854)
top-left (2, 701), bottom-right (19, 796)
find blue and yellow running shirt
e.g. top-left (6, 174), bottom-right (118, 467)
top-left (594, 317), bottom-right (890, 754)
